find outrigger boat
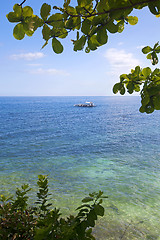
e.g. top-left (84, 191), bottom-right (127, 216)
top-left (74, 101), bottom-right (96, 107)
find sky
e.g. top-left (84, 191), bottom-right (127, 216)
top-left (0, 1), bottom-right (160, 96)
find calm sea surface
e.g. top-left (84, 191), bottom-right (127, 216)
top-left (0, 96), bottom-right (160, 239)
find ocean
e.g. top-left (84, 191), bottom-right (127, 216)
top-left (0, 96), bottom-right (160, 239)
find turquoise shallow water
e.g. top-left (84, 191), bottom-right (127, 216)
top-left (0, 96), bottom-right (160, 239)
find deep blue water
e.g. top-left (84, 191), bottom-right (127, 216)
top-left (0, 96), bottom-right (160, 238)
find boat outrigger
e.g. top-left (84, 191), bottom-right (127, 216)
top-left (74, 102), bottom-right (96, 107)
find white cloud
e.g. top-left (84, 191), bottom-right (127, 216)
top-left (104, 48), bottom-right (141, 76)
top-left (29, 68), bottom-right (70, 76)
top-left (10, 52), bottom-right (45, 61)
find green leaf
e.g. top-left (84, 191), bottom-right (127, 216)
top-left (97, 27), bottom-right (108, 45)
top-left (97, 190), bottom-right (103, 198)
top-left (127, 81), bottom-right (134, 94)
top-left (141, 92), bottom-right (150, 106)
top-left (88, 35), bottom-right (99, 50)
top-left (148, 86), bottom-right (160, 96)
top-left (134, 84), bottom-right (140, 92)
top-left (40, 3), bottom-right (51, 20)
top-left (13, 4), bottom-right (22, 15)
top-left (135, 66), bottom-right (141, 74)
top-left (147, 53), bottom-right (152, 59)
top-left (42, 24), bottom-right (51, 41)
top-left (85, 47), bottom-right (90, 53)
top-left (66, 6), bottom-right (77, 14)
top-left (32, 16), bottom-right (44, 30)
top-left (86, 228), bottom-right (93, 236)
top-left (151, 52), bottom-right (158, 65)
top-left (142, 67), bottom-right (151, 78)
top-left (94, 204), bottom-right (104, 216)
top-left (120, 74), bottom-right (128, 82)
top-left (153, 95), bottom-right (160, 110)
top-left (47, 13), bottom-right (64, 28)
top-left (81, 19), bottom-right (91, 35)
top-left (120, 85), bottom-right (125, 95)
top-left (139, 105), bottom-right (145, 113)
top-left (153, 42), bottom-right (159, 49)
top-left (7, 4), bottom-right (22, 22)
top-left (57, 29), bottom-right (68, 39)
top-left (74, 36), bottom-right (86, 51)
top-left (117, 20), bottom-right (124, 33)
top-left (142, 46), bottom-right (152, 54)
top-left (23, 18), bottom-right (35, 36)
top-left (52, 38), bottom-right (63, 54)
top-left (145, 103), bottom-right (154, 114)
top-left (155, 46), bottom-right (160, 53)
top-left (78, 0), bottom-right (92, 7)
top-left (63, 0), bottom-right (71, 8)
top-left (152, 68), bottom-right (160, 75)
top-left (65, 17), bottom-right (74, 29)
top-left (22, 6), bottom-right (33, 17)
top-left (113, 83), bottom-right (120, 94)
top-left (22, 184), bottom-right (30, 190)
top-left (25, 30), bottom-right (34, 37)
top-left (74, 16), bottom-right (81, 30)
top-left (108, 0), bottom-right (120, 8)
top-left (82, 197), bottom-right (94, 203)
top-left (97, 0), bottom-right (109, 12)
top-left (92, 16), bottom-right (103, 26)
top-left (13, 23), bottom-right (25, 40)
top-left (148, 2), bottom-right (159, 15)
top-left (127, 16), bottom-right (138, 25)
top-left (110, 8), bottom-right (132, 20)
top-left (106, 21), bottom-right (118, 33)
top-left (87, 210), bottom-right (96, 227)
top-left (7, 12), bottom-right (21, 23)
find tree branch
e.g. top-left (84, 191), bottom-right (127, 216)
top-left (63, 0), bottom-right (158, 18)
top-left (18, 0), bottom-right (27, 6)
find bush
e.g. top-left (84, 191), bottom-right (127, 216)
top-left (0, 175), bottom-right (107, 240)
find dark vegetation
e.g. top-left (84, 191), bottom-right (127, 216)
top-left (0, 175), bottom-right (107, 240)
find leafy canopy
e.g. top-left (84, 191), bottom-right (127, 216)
top-left (6, 0), bottom-right (160, 113)
top-left (7, 0), bottom-right (160, 53)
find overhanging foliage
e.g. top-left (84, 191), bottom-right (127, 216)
top-left (6, 0), bottom-right (160, 113)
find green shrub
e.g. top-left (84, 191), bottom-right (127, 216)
top-left (0, 175), bottom-right (107, 240)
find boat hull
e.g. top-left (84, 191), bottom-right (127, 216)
top-left (74, 104), bottom-right (96, 107)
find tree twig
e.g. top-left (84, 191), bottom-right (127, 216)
top-left (63, 0), bottom-right (158, 18)
top-left (18, 0), bottom-right (27, 6)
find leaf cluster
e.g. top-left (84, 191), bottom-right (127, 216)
top-left (35, 175), bottom-right (52, 216)
top-left (7, 0), bottom-right (160, 53)
top-left (74, 191), bottom-right (107, 239)
top-left (113, 42), bottom-right (160, 114)
top-left (0, 185), bottom-right (35, 239)
top-left (142, 41), bottom-right (160, 65)
top-left (7, 4), bottom-right (43, 40)
top-left (0, 175), bottom-right (106, 240)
